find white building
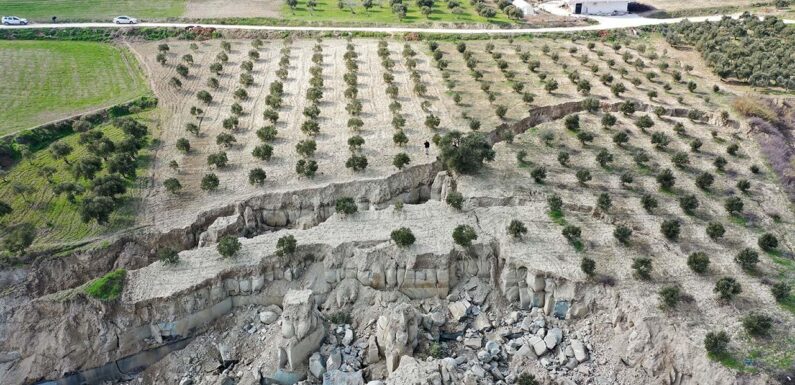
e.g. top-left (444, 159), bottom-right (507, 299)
top-left (565, 0), bottom-right (628, 15)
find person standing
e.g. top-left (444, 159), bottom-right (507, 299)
top-left (424, 140), bottom-right (430, 156)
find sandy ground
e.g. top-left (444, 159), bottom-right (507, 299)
top-left (183, 0), bottom-right (282, 18)
top-left (130, 39), bottom-right (467, 231)
top-left (129, 36), bottom-right (736, 233)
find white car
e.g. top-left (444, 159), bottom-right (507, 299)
top-left (113, 16), bottom-right (138, 24)
top-left (2, 16), bottom-right (28, 25)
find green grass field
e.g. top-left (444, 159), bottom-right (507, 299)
top-left (0, 41), bottom-right (149, 135)
top-left (0, 111), bottom-right (156, 249)
top-left (0, 0), bottom-right (185, 21)
top-left (285, 0), bottom-right (513, 25)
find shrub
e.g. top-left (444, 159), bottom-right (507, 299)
top-left (176, 138), bottom-right (190, 154)
top-left (507, 220), bottom-right (527, 238)
top-left (163, 178), bottom-right (182, 194)
top-left (453, 225), bottom-right (477, 247)
top-left (714, 277), bottom-right (742, 301)
top-left (651, 132), bottom-right (670, 150)
top-left (201, 173), bottom-right (220, 191)
top-left (564, 114), bottom-right (580, 131)
top-left (742, 313), bottom-right (773, 337)
top-left (531, 167), bottom-right (546, 183)
top-left (612, 131), bottom-right (629, 147)
top-left (438, 131), bottom-right (495, 174)
top-left (84, 269), bottom-right (126, 301)
top-left (335, 197), bottom-right (358, 215)
top-left (726, 143), bottom-right (739, 156)
top-left (601, 113), bottom-right (617, 128)
top-left (207, 152), bottom-right (228, 168)
top-left (517, 373), bottom-right (539, 385)
top-left (557, 151), bottom-right (570, 166)
top-left (679, 194), bottom-right (699, 214)
top-left (757, 233), bottom-right (778, 252)
top-left (736, 179), bottom-right (751, 194)
top-left (620, 172), bottom-right (634, 186)
top-left (632, 257), bottom-right (653, 280)
top-left (596, 149), bottom-right (613, 168)
top-left (275, 234), bottom-right (297, 257)
top-left (296, 159), bottom-right (319, 178)
top-left (613, 225), bottom-right (632, 244)
top-left (641, 194), bottom-right (658, 213)
top-left (257, 124), bottom-right (279, 141)
top-left (688, 252), bottom-right (710, 274)
top-left (706, 222), bottom-right (725, 240)
top-left (660, 219), bottom-right (680, 240)
top-left (252, 144), bottom-right (274, 161)
top-left (695, 172), bottom-right (714, 190)
top-left (248, 168), bottom-right (267, 185)
top-left (597, 193), bottom-right (611, 211)
top-left (772, 282), bottom-right (791, 302)
top-left (217, 236), bottom-right (242, 258)
top-left (658, 286), bottom-right (681, 309)
top-left (690, 139), bottom-right (703, 152)
top-left (562, 225), bottom-right (581, 242)
top-left (391, 227), bottom-right (415, 247)
top-left (345, 155), bottom-right (368, 172)
top-left (581, 257), bottom-right (596, 276)
top-left (3, 223), bottom-right (35, 254)
top-left (576, 131), bottom-right (594, 145)
top-left (548, 194), bottom-right (563, 214)
top-left (735, 248), bottom-right (759, 271)
top-left (704, 331), bottom-right (730, 355)
top-left (576, 170), bottom-right (592, 185)
top-left (656, 169), bottom-right (675, 190)
top-left (635, 115), bottom-right (654, 130)
top-left (714, 156), bottom-right (727, 171)
top-left (159, 249), bottom-right (179, 265)
top-left (724, 197), bottom-right (743, 215)
top-left (296, 140), bottom-right (317, 158)
top-left (671, 152), bottom-right (689, 168)
top-left (393, 153), bottom-right (411, 170)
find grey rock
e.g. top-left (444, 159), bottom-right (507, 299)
top-left (326, 349), bottom-right (342, 371)
top-left (477, 350), bottom-right (491, 362)
top-left (485, 340), bottom-right (500, 356)
top-left (544, 328), bottom-right (563, 350)
top-left (571, 339), bottom-right (588, 363)
top-left (528, 336), bottom-right (547, 356)
top-left (179, 378), bottom-right (193, 385)
top-left (259, 310), bottom-right (280, 325)
top-left (309, 352), bottom-right (325, 378)
top-left (472, 312), bottom-right (492, 331)
top-left (470, 365), bottom-right (486, 378)
top-left (464, 336), bottom-right (483, 349)
top-left (323, 369), bottom-right (364, 385)
top-left (342, 329), bottom-right (354, 346)
top-left (448, 300), bottom-right (471, 321)
top-left (366, 335), bottom-right (379, 365)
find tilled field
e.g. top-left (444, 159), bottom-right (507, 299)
top-left (132, 38), bottom-right (467, 231)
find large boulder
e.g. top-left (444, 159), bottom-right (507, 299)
top-left (278, 290), bottom-right (325, 371)
top-left (376, 303), bottom-right (420, 374)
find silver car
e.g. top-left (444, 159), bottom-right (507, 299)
top-left (2, 16), bottom-right (28, 25)
top-left (113, 16), bottom-right (138, 24)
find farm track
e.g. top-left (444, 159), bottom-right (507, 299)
top-left (2, 14), bottom-right (794, 34)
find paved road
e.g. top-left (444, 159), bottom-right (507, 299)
top-left (1, 14), bottom-right (782, 34)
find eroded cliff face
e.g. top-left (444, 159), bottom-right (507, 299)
top-left (0, 101), bottom-right (772, 385)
